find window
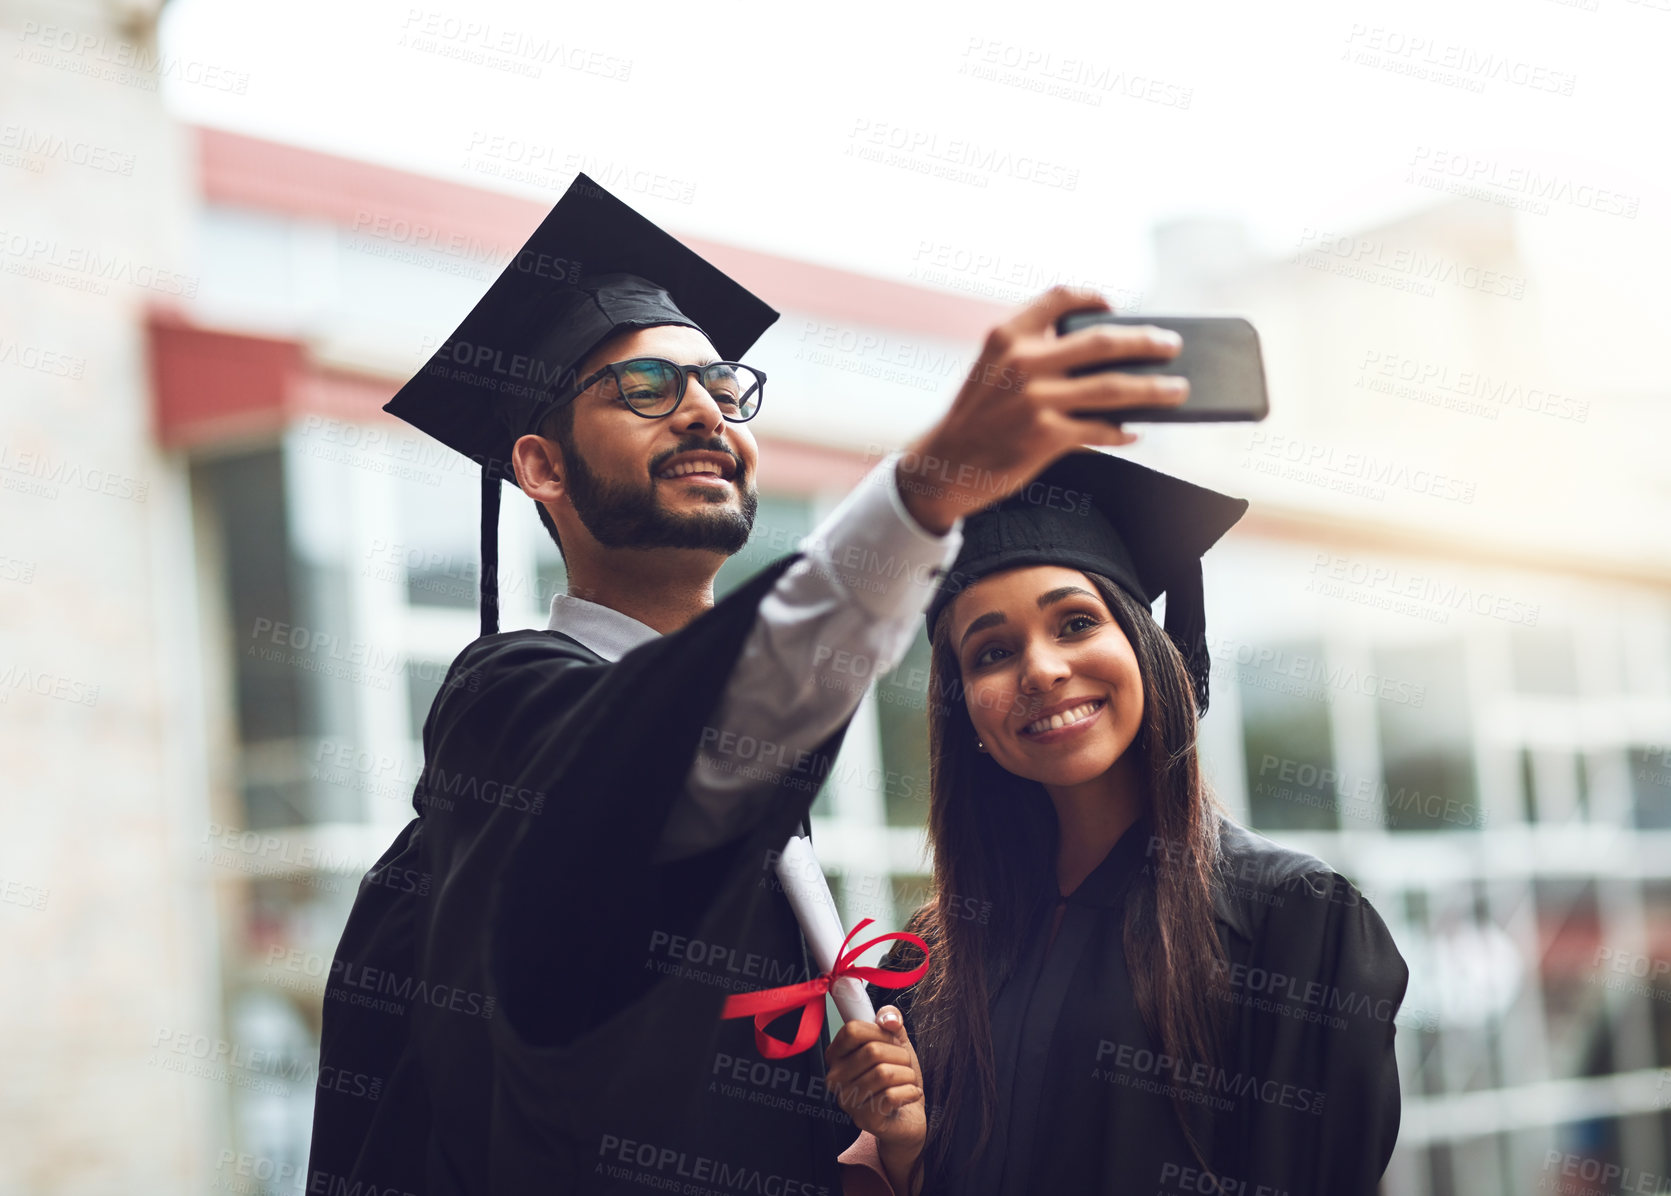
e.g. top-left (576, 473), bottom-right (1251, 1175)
top-left (1629, 746), bottom-right (1671, 829)
top-left (876, 633), bottom-right (935, 829)
top-left (397, 459), bottom-right (481, 610)
top-left (1375, 642), bottom-right (1481, 832)
top-left (1237, 639), bottom-right (1339, 831)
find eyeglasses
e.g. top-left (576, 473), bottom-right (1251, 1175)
top-left (560, 357), bottom-right (766, 422)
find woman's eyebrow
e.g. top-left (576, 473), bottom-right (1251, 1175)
top-left (1038, 585), bottom-right (1097, 608)
top-left (957, 611), bottom-right (1006, 650)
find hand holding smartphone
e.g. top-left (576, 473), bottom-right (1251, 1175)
top-left (1055, 310), bottom-right (1270, 423)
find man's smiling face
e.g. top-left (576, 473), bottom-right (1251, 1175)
top-left (554, 323), bottom-right (760, 554)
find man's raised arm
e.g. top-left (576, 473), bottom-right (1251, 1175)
top-left (660, 285), bottom-right (1191, 857)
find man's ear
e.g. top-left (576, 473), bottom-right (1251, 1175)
top-left (511, 432), bottom-right (566, 505)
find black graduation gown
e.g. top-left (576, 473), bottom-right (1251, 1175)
top-left (870, 815), bottom-right (1409, 1196)
top-left (308, 555), bottom-right (859, 1195)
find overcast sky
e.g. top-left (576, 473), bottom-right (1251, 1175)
top-left (157, 0), bottom-right (1669, 300)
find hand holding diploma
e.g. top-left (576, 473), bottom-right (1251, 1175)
top-left (827, 1004), bottom-right (926, 1194)
top-left (777, 835), bottom-right (927, 1188)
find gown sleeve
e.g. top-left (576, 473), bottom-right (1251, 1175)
top-left (667, 450), bottom-right (962, 859)
top-left (421, 553), bottom-right (828, 1042)
top-left (473, 554), bottom-right (864, 1188)
top-left (310, 552), bottom-right (856, 1192)
top-left (1231, 869), bottom-right (1409, 1195)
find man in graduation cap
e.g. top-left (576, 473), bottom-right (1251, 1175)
top-left (305, 172), bottom-right (1190, 1195)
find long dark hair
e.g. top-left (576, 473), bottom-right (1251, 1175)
top-left (899, 570), bottom-right (1229, 1189)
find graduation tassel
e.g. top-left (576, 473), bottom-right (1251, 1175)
top-left (479, 465), bottom-right (501, 638)
top-left (1163, 559), bottom-right (1213, 716)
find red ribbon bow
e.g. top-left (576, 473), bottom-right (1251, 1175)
top-left (719, 918), bottom-right (930, 1059)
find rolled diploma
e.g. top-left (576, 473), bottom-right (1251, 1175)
top-left (774, 833), bottom-right (877, 1025)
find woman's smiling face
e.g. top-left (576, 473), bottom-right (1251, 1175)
top-left (949, 565), bottom-right (1145, 789)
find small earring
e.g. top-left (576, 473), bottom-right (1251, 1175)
top-left (975, 739), bottom-right (988, 753)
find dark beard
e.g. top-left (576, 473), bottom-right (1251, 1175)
top-left (562, 436), bottom-right (757, 554)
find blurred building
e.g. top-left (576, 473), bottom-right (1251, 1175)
top-left (1146, 206), bottom-right (1671, 1195)
top-left (4, 1), bottom-right (1670, 1193)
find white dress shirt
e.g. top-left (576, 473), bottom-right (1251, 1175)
top-left (544, 451), bottom-right (964, 861)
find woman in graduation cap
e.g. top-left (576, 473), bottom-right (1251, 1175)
top-left (843, 451), bottom-right (1410, 1195)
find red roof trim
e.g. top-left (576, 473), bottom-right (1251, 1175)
top-left (147, 314), bottom-right (868, 494)
top-left (194, 126), bottom-right (1010, 341)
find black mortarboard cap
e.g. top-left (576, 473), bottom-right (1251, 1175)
top-left (382, 174), bottom-right (780, 638)
top-left (925, 450), bottom-right (1248, 713)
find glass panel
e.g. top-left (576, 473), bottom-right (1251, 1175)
top-left (1375, 642), bottom-right (1481, 832)
top-left (1426, 1140), bottom-right (1455, 1196)
top-left (240, 771), bottom-right (314, 831)
top-left (1534, 879), bottom-right (1608, 1082)
top-left (396, 451), bottom-right (480, 610)
top-left (1629, 746), bottom-right (1671, 829)
top-left (407, 552), bottom-right (480, 609)
top-left (1618, 1112), bottom-right (1671, 1196)
top-left (199, 449), bottom-right (303, 744)
top-left (293, 552), bottom-right (362, 744)
top-left (225, 988), bottom-right (316, 1182)
top-left (1646, 882), bottom-right (1671, 1071)
top-left (406, 664), bottom-right (448, 740)
top-left (1541, 1119), bottom-right (1625, 1196)
top-left (197, 449), bottom-right (374, 828)
top-left (1236, 639), bottom-right (1339, 831)
top-left (877, 632), bottom-right (934, 829)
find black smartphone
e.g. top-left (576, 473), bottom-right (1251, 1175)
top-left (1055, 311), bottom-right (1270, 422)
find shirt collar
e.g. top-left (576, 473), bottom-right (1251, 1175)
top-left (545, 591), bottom-right (659, 662)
